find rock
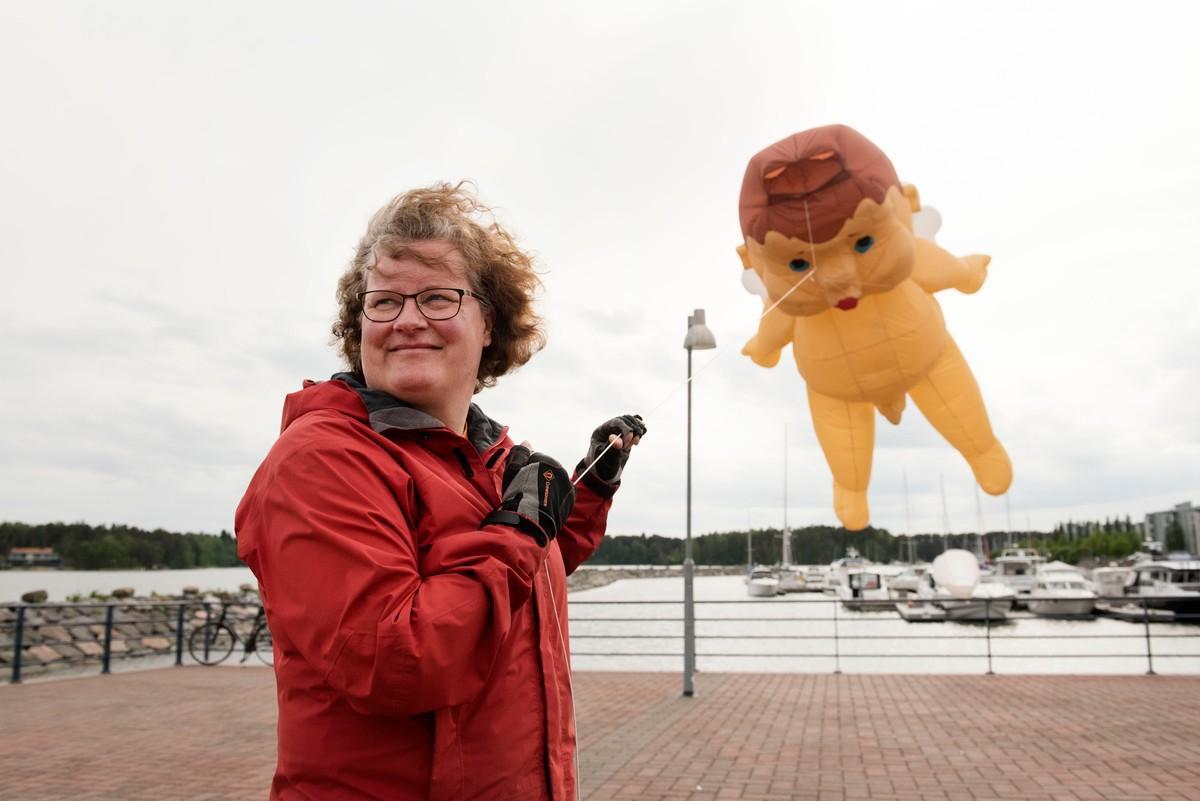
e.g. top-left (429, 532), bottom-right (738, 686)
top-left (76, 642), bottom-right (104, 657)
top-left (39, 625), bottom-right (73, 643)
top-left (69, 626), bottom-right (96, 640)
top-left (142, 637), bottom-right (172, 650)
top-left (21, 590), bottom-right (48, 604)
top-left (108, 639), bottom-right (128, 654)
top-left (27, 644), bottom-right (62, 663)
top-left (111, 587), bottom-right (135, 599)
top-left (181, 586), bottom-right (200, 596)
top-left (50, 644), bottom-right (83, 659)
top-left (239, 583), bottom-right (258, 594)
top-left (88, 624), bottom-right (107, 638)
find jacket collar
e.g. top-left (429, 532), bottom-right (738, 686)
top-left (331, 372), bottom-right (505, 454)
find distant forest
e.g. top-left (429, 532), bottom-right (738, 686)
top-left (1, 522), bottom-right (241, 570)
top-left (590, 517), bottom-right (1146, 566)
top-left (2, 516), bottom-right (1146, 570)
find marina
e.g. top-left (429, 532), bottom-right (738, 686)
top-left (569, 575), bottom-right (1200, 675)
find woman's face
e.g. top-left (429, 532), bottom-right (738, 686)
top-left (359, 240), bottom-right (491, 423)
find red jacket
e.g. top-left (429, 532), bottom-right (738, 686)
top-left (235, 377), bottom-right (613, 800)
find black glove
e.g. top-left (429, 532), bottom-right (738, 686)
top-left (482, 446), bottom-right (576, 546)
top-left (581, 414), bottom-right (647, 486)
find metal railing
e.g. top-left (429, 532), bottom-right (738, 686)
top-left (567, 595), bottom-right (1200, 676)
top-left (2, 600), bottom-right (257, 684)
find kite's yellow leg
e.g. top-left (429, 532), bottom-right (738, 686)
top-left (908, 336), bottom-right (1012, 494)
top-left (807, 387), bottom-right (875, 530)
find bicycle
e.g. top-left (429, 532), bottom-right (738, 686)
top-left (188, 604), bottom-right (274, 666)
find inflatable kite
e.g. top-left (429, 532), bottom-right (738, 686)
top-left (738, 124), bottom-right (1012, 531)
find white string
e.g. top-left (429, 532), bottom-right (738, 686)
top-left (573, 224), bottom-right (820, 486)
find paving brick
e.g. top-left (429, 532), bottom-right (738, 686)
top-left (2, 671), bottom-right (1198, 800)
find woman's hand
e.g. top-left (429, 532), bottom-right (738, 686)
top-left (582, 414), bottom-right (646, 486)
top-left (483, 445), bottom-right (576, 546)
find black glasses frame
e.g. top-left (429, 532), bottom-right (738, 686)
top-left (357, 288), bottom-right (488, 322)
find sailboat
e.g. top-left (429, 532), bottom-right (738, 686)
top-left (776, 423), bottom-right (805, 592)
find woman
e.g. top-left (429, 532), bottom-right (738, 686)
top-left (235, 183), bottom-right (645, 801)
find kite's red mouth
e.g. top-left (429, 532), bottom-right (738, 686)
top-left (835, 297), bottom-right (859, 311)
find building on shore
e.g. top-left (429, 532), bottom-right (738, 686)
top-left (1144, 502), bottom-right (1199, 555)
top-left (5, 547), bottom-right (63, 568)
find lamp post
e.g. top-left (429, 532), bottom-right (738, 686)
top-left (682, 308), bottom-right (715, 697)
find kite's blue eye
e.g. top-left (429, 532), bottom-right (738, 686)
top-left (788, 258), bottom-right (811, 272)
top-left (854, 236), bottom-right (875, 254)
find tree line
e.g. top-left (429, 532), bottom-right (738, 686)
top-left (591, 519), bottom-right (1148, 567)
top-left (1, 522), bottom-right (241, 570)
top-left (2, 515), bottom-right (1150, 570)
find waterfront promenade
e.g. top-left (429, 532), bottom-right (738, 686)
top-left (2, 668), bottom-right (1198, 801)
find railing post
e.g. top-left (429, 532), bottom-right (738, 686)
top-left (984, 598), bottom-right (994, 675)
top-left (101, 604), bottom-right (115, 675)
top-left (175, 603), bottom-right (186, 666)
top-left (11, 605), bottom-right (25, 684)
top-left (1141, 597), bottom-right (1156, 676)
top-left (832, 598), bottom-right (841, 675)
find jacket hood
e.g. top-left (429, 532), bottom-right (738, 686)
top-left (280, 372), bottom-right (507, 453)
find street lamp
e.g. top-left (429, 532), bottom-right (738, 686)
top-left (682, 308), bottom-right (715, 697)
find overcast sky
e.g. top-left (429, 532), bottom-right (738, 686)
top-left (2, 2), bottom-right (1197, 542)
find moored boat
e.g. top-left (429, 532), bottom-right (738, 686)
top-left (1026, 571), bottom-right (1097, 618)
top-left (746, 566), bottom-right (780, 598)
top-left (1120, 559), bottom-right (1200, 619)
top-left (837, 566), bottom-right (893, 611)
top-left (918, 571), bottom-right (1015, 621)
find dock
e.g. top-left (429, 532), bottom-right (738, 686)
top-left (3, 667), bottom-right (1200, 800)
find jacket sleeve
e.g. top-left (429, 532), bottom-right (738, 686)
top-left (555, 467), bottom-right (615, 575)
top-left (237, 428), bottom-right (547, 717)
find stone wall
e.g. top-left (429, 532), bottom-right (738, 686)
top-left (1, 590), bottom-right (263, 682)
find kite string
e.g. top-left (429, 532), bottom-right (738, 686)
top-left (573, 224), bottom-right (821, 486)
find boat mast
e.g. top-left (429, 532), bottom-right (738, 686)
top-left (781, 423), bottom-right (792, 567)
top-left (940, 474), bottom-right (950, 552)
top-left (903, 468), bottom-right (912, 563)
top-left (975, 484), bottom-right (986, 560)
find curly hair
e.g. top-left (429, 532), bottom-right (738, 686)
top-left (332, 183), bottom-right (545, 391)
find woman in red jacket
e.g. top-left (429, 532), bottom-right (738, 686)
top-left (235, 183), bottom-right (644, 801)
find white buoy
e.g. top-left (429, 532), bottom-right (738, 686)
top-left (932, 549), bottom-right (980, 600)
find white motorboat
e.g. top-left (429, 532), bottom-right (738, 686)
top-left (837, 566), bottom-right (893, 611)
top-left (1120, 560), bottom-right (1200, 617)
top-left (1091, 565), bottom-right (1133, 600)
top-left (746, 566), bottom-right (780, 598)
top-left (918, 572), bottom-right (1015, 621)
top-left (888, 564), bottom-right (929, 594)
top-left (825, 548), bottom-right (869, 596)
top-left (802, 565), bottom-right (828, 592)
top-left (986, 547), bottom-right (1046, 601)
top-left (1026, 571), bottom-right (1097, 618)
top-left (776, 566), bottom-right (806, 593)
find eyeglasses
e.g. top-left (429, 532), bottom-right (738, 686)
top-left (357, 288), bottom-right (488, 322)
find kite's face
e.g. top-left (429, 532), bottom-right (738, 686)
top-left (741, 186), bottom-right (917, 316)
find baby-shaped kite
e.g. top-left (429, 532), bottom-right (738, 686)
top-left (739, 124), bottom-right (1012, 530)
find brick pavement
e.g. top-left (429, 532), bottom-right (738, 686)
top-left (2, 668), bottom-right (1198, 801)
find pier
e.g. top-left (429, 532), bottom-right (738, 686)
top-left (2, 668), bottom-right (1198, 800)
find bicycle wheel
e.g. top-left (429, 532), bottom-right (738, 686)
top-left (253, 624), bottom-right (274, 667)
top-left (188, 623), bottom-right (236, 665)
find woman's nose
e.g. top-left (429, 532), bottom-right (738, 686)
top-left (391, 299), bottom-right (429, 330)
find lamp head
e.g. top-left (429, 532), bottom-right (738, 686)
top-left (683, 308), bottom-right (717, 351)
